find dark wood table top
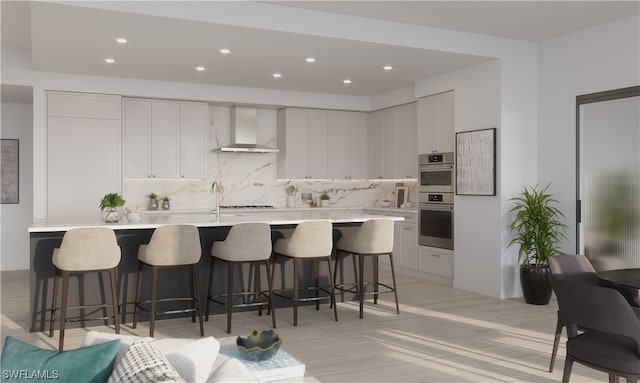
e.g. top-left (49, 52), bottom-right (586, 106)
top-left (596, 268), bottom-right (640, 289)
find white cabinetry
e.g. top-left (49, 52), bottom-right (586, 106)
top-left (370, 103), bottom-right (417, 179)
top-left (418, 91), bottom-right (454, 154)
top-left (419, 246), bottom-right (454, 278)
top-left (46, 91), bottom-right (122, 219)
top-left (123, 98), bottom-right (207, 179)
top-left (277, 108), bottom-right (369, 179)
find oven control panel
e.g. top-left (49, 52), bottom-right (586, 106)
top-left (419, 192), bottom-right (454, 205)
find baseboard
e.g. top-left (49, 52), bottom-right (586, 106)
top-left (1, 269), bottom-right (29, 281)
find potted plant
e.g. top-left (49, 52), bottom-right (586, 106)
top-left (99, 192), bottom-right (126, 222)
top-left (508, 183), bottom-right (568, 305)
top-left (161, 196), bottom-right (171, 210)
top-left (147, 193), bottom-right (158, 210)
top-left (319, 192), bottom-right (330, 207)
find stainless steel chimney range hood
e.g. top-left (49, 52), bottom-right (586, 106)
top-left (213, 106), bottom-right (279, 153)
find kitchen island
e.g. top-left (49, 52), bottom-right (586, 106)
top-left (29, 209), bottom-right (406, 331)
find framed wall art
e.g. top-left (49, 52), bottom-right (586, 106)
top-left (395, 186), bottom-right (408, 208)
top-left (1, 139), bottom-right (19, 204)
top-left (456, 128), bottom-right (496, 196)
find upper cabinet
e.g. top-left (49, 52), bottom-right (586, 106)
top-left (123, 98), bottom-right (208, 179)
top-left (417, 91), bottom-right (454, 154)
top-left (277, 108), bottom-right (369, 179)
top-left (46, 91), bottom-right (122, 219)
top-left (370, 103), bottom-right (417, 179)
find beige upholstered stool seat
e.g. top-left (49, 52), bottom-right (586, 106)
top-left (272, 220), bottom-right (338, 326)
top-left (335, 219), bottom-right (399, 319)
top-left (49, 227), bottom-right (121, 350)
top-left (133, 225), bottom-right (204, 337)
top-left (206, 223), bottom-right (275, 333)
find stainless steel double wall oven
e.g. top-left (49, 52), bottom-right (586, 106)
top-left (418, 153), bottom-right (454, 250)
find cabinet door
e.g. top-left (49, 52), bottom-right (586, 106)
top-left (122, 99), bottom-right (152, 178)
top-left (180, 102), bottom-right (208, 178)
top-left (347, 112), bottom-right (370, 179)
top-left (370, 111), bottom-right (385, 179)
top-left (327, 112), bottom-right (348, 179)
top-left (419, 246), bottom-right (454, 278)
top-left (399, 223), bottom-right (418, 269)
top-left (307, 111), bottom-right (328, 179)
top-left (48, 117), bottom-right (121, 219)
top-left (434, 92), bottom-right (454, 153)
top-left (395, 103), bottom-right (417, 179)
top-left (382, 109), bottom-right (397, 179)
top-left (417, 97), bottom-right (436, 154)
top-left (47, 92), bottom-right (121, 119)
top-left (280, 109), bottom-right (308, 179)
top-left (151, 101), bottom-right (180, 178)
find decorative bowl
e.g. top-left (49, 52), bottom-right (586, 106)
top-left (381, 200), bottom-right (392, 207)
top-left (126, 212), bottom-right (143, 221)
top-left (236, 329), bottom-right (281, 361)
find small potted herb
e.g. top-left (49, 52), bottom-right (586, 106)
top-left (319, 192), bottom-right (330, 207)
top-left (147, 193), bottom-right (158, 210)
top-left (99, 192), bottom-right (126, 222)
top-left (161, 196), bottom-right (171, 210)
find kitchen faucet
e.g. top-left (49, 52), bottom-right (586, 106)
top-left (211, 181), bottom-right (220, 220)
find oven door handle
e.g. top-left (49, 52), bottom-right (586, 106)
top-left (419, 164), bottom-right (453, 171)
top-left (420, 204), bottom-right (453, 211)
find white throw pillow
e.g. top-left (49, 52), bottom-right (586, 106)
top-left (82, 331), bottom-right (220, 383)
top-left (107, 341), bottom-right (185, 383)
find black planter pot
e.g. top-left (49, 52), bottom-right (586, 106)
top-left (520, 264), bottom-right (553, 305)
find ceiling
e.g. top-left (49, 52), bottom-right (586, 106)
top-left (1, 1), bottom-right (638, 103)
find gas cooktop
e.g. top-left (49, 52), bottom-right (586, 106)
top-left (220, 205), bottom-right (275, 209)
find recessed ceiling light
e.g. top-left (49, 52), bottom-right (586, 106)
top-left (195, 66), bottom-right (206, 72)
top-left (305, 57), bottom-right (316, 63)
top-left (104, 58), bottom-right (115, 64)
top-left (219, 48), bottom-right (230, 54)
top-left (343, 79), bottom-right (352, 84)
top-left (115, 37), bottom-right (128, 44)
top-left (383, 65), bottom-right (393, 71)
top-left (272, 73), bottom-right (282, 78)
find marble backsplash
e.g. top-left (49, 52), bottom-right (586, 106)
top-left (123, 106), bottom-right (416, 211)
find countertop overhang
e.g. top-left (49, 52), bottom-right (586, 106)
top-left (29, 208), bottom-right (411, 233)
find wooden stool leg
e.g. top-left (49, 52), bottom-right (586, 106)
top-left (192, 264), bottom-right (204, 337)
top-left (373, 254), bottom-right (379, 305)
top-left (549, 319), bottom-right (563, 372)
top-left (332, 252), bottom-right (341, 305)
top-left (133, 262), bottom-right (144, 329)
top-left (49, 269), bottom-right (59, 337)
top-left (314, 259), bottom-right (320, 310)
top-left (388, 253), bottom-right (400, 315)
top-left (189, 266), bottom-right (196, 323)
top-left (108, 268), bottom-right (120, 334)
top-left (327, 257), bottom-right (338, 322)
top-left (293, 258), bottom-right (299, 326)
top-left (58, 271), bottom-right (70, 350)
top-left (205, 258), bottom-right (215, 321)
top-left (149, 266), bottom-right (158, 337)
top-left (256, 263), bottom-right (263, 316)
top-left (226, 262), bottom-right (233, 334)
top-left (265, 261), bottom-right (276, 329)
top-left (358, 254), bottom-right (365, 319)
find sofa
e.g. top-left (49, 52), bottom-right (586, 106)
top-left (1, 331), bottom-right (258, 383)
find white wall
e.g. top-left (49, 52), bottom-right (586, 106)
top-left (539, 14), bottom-right (640, 255)
top-left (1, 102), bottom-right (33, 270)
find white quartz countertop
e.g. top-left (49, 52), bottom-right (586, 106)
top-left (29, 208), bottom-right (408, 233)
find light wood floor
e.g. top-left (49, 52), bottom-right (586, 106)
top-left (1, 271), bottom-right (607, 382)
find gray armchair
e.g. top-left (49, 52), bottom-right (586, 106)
top-left (554, 277), bottom-right (640, 383)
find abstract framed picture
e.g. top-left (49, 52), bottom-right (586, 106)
top-left (455, 128), bottom-right (496, 196)
top-left (395, 186), bottom-right (408, 208)
top-left (1, 139), bottom-right (19, 204)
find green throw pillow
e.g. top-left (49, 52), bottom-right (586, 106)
top-left (1, 336), bottom-right (120, 383)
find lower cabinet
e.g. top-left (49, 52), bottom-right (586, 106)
top-left (418, 246), bottom-right (454, 278)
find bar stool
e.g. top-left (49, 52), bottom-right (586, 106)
top-left (133, 225), bottom-right (204, 337)
top-left (272, 220), bottom-right (338, 326)
top-left (206, 223), bottom-right (275, 333)
top-left (334, 219), bottom-right (399, 318)
top-left (49, 227), bottom-right (121, 350)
